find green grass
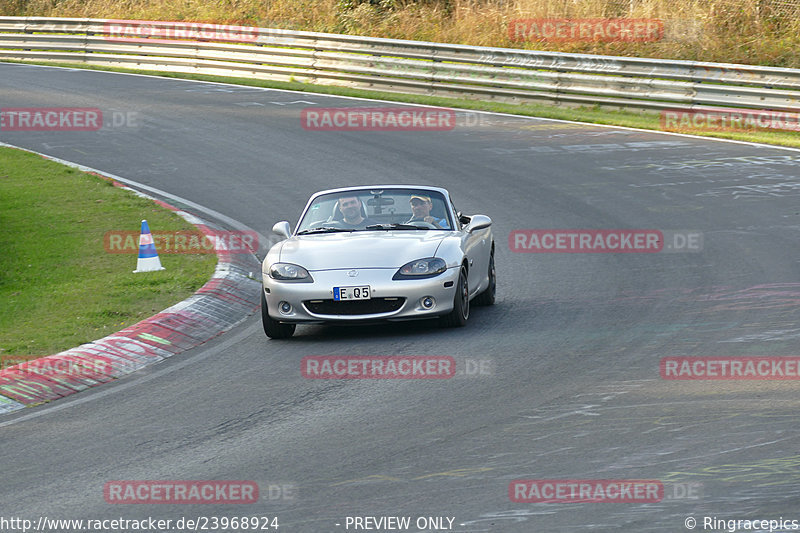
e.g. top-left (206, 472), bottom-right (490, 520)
top-left (3, 59), bottom-right (799, 150)
top-left (0, 147), bottom-right (217, 356)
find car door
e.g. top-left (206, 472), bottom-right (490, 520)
top-left (466, 224), bottom-right (492, 297)
top-left (451, 197), bottom-right (490, 297)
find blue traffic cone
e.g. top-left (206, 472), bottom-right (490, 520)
top-left (133, 219), bottom-right (165, 273)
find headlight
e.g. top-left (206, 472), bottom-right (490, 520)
top-left (269, 263), bottom-right (313, 282)
top-left (393, 257), bottom-right (447, 280)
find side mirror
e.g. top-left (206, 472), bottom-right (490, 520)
top-left (465, 214), bottom-right (491, 233)
top-left (272, 221), bottom-right (291, 239)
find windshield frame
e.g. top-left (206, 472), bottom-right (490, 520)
top-left (294, 188), bottom-right (454, 235)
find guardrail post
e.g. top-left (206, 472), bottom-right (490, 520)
top-left (310, 36), bottom-right (320, 85)
top-left (22, 19), bottom-right (30, 52)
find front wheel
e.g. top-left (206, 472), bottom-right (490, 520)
top-left (261, 290), bottom-right (296, 339)
top-left (440, 266), bottom-right (469, 327)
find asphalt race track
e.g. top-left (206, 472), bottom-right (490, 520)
top-left (2, 62), bottom-right (800, 532)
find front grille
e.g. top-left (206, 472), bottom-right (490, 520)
top-left (304, 298), bottom-right (405, 316)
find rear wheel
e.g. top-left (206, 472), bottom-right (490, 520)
top-left (440, 266), bottom-right (469, 327)
top-left (261, 290), bottom-right (296, 339)
top-left (473, 248), bottom-right (495, 306)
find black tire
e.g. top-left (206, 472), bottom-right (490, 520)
top-left (261, 290), bottom-right (296, 339)
top-left (473, 248), bottom-right (496, 306)
top-left (440, 266), bottom-right (469, 327)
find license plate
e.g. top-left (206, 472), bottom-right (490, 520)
top-left (333, 286), bottom-right (371, 301)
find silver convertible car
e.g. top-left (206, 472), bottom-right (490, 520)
top-left (260, 186), bottom-right (495, 338)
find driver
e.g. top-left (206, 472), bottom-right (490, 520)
top-left (337, 195), bottom-right (376, 229)
top-left (406, 195), bottom-right (449, 229)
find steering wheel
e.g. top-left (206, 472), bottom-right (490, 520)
top-left (407, 220), bottom-right (437, 229)
top-left (310, 220), bottom-right (344, 229)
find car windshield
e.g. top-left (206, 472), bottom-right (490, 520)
top-left (295, 189), bottom-right (453, 234)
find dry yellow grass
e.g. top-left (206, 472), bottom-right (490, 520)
top-left (5, 0), bottom-right (800, 67)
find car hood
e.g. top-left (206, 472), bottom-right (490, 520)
top-left (278, 231), bottom-right (449, 270)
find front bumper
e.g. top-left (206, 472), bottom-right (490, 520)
top-left (263, 267), bottom-right (460, 323)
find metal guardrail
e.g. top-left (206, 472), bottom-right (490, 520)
top-left (1, 17), bottom-right (799, 113)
